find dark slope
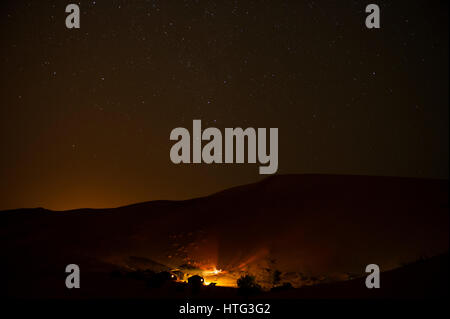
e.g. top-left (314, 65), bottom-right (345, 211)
top-left (1, 174), bottom-right (448, 297)
top-left (265, 253), bottom-right (449, 299)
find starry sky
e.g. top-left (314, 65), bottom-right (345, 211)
top-left (0, 0), bottom-right (448, 210)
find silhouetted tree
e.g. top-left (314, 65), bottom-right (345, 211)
top-left (272, 270), bottom-right (282, 286)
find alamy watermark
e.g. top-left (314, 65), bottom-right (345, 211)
top-left (169, 120), bottom-right (278, 174)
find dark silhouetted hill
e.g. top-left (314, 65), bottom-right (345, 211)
top-left (1, 174), bottom-right (448, 298)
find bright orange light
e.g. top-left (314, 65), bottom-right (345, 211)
top-left (203, 267), bottom-right (222, 275)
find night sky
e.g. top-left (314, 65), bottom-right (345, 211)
top-left (1, 0), bottom-right (448, 210)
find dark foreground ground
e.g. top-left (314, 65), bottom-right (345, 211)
top-left (4, 253), bottom-right (448, 299)
top-left (1, 174), bottom-right (448, 299)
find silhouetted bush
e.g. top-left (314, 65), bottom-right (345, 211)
top-left (187, 275), bottom-right (204, 294)
top-left (237, 274), bottom-right (261, 295)
top-left (272, 270), bottom-right (282, 286)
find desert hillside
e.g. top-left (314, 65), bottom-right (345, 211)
top-left (1, 174), bottom-right (448, 297)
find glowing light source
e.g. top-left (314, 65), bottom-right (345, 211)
top-left (203, 267), bottom-right (222, 275)
top-left (212, 268), bottom-right (222, 275)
